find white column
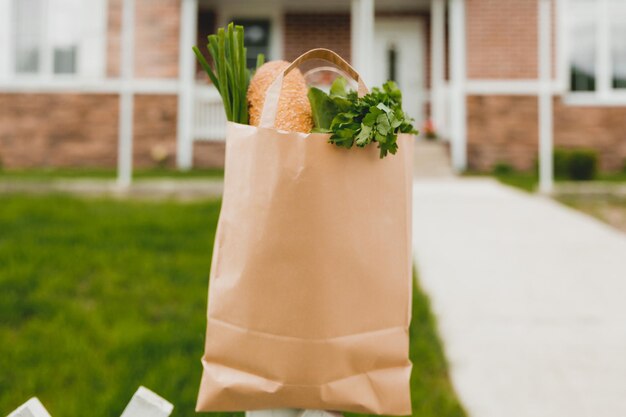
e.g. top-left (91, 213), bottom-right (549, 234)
top-left (351, 0), bottom-right (375, 86)
top-left (538, 0), bottom-right (553, 194)
top-left (117, 0), bottom-right (135, 187)
top-left (176, 0), bottom-right (198, 170)
top-left (430, 0), bottom-right (445, 136)
top-left (449, 0), bottom-right (466, 171)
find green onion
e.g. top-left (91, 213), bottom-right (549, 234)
top-left (193, 22), bottom-right (264, 125)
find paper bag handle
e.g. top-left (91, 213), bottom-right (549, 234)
top-left (259, 48), bottom-right (369, 129)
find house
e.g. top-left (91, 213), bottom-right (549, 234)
top-left (0, 0), bottom-right (625, 177)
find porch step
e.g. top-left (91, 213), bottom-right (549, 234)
top-left (413, 139), bottom-right (454, 178)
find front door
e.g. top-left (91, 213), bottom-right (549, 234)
top-left (373, 18), bottom-right (425, 127)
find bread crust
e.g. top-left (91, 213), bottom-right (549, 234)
top-left (248, 60), bottom-right (313, 133)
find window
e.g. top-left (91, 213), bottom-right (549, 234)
top-left (610, 0), bottom-right (626, 89)
top-left (568, 0), bottom-right (596, 91)
top-left (567, 0), bottom-right (626, 95)
top-left (49, 0), bottom-right (82, 74)
top-left (14, 0), bottom-right (43, 73)
top-left (11, 0), bottom-right (106, 78)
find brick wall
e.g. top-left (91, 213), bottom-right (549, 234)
top-left (466, 0), bottom-right (538, 79)
top-left (0, 94), bottom-right (189, 169)
top-left (283, 13), bottom-right (351, 63)
top-left (135, 0), bottom-right (181, 78)
top-left (467, 95), bottom-right (626, 172)
top-left (467, 95), bottom-right (539, 171)
top-left (106, 0), bottom-right (121, 77)
top-left (107, 0), bottom-right (180, 78)
top-left (0, 94), bottom-right (119, 168)
top-left (133, 95), bottom-right (178, 168)
top-left (554, 100), bottom-right (626, 171)
top-left (193, 142), bottom-right (226, 168)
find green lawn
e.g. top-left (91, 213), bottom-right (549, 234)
top-left (0, 167), bottom-right (224, 181)
top-left (493, 173), bottom-right (538, 192)
top-left (557, 195), bottom-right (626, 233)
top-left (474, 172), bottom-right (626, 233)
top-left (0, 194), bottom-right (465, 417)
top-left (465, 171), bottom-right (626, 193)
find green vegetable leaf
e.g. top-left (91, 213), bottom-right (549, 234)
top-left (389, 113), bottom-right (402, 129)
top-left (308, 77), bottom-right (418, 158)
top-left (355, 124), bottom-right (373, 147)
top-left (383, 80), bottom-right (402, 104)
top-left (330, 95), bottom-right (353, 112)
top-left (256, 53), bottom-right (265, 70)
top-left (312, 127), bottom-right (333, 133)
top-left (308, 87), bottom-right (338, 130)
top-left (330, 77), bottom-right (348, 98)
top-left (330, 112), bottom-right (357, 130)
top-left (376, 102), bottom-right (392, 114)
top-left (362, 107), bottom-right (381, 126)
top-left (376, 113), bottom-right (391, 135)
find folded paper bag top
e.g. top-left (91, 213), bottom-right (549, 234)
top-left (196, 49), bottom-right (413, 416)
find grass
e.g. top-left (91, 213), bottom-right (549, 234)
top-left (0, 194), bottom-right (465, 417)
top-left (463, 171), bottom-right (538, 192)
top-left (0, 167), bottom-right (224, 181)
top-left (406, 277), bottom-right (467, 417)
top-left (471, 170), bottom-right (626, 233)
top-left (465, 171), bottom-right (626, 193)
top-left (596, 172), bottom-right (626, 182)
top-left (493, 172), bottom-right (538, 192)
top-left (557, 195), bottom-right (626, 233)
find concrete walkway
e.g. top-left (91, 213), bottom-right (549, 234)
top-left (412, 178), bottom-right (626, 417)
top-left (414, 139), bottom-right (455, 179)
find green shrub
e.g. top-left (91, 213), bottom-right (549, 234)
top-left (550, 148), bottom-right (598, 181)
top-left (553, 148), bottom-right (570, 179)
top-left (568, 149), bottom-right (598, 180)
top-left (492, 162), bottom-right (514, 176)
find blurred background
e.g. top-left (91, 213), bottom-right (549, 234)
top-left (1, 0), bottom-right (626, 417)
top-left (1, 0), bottom-right (623, 177)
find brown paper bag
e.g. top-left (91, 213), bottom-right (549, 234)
top-left (196, 49), bottom-right (413, 415)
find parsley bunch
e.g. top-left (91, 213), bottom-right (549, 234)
top-left (308, 78), bottom-right (418, 158)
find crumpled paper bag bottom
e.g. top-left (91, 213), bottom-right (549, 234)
top-left (196, 318), bottom-right (412, 415)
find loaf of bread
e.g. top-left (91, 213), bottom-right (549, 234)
top-left (247, 60), bottom-right (313, 133)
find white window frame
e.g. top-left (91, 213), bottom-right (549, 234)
top-left (561, 0), bottom-right (626, 105)
top-left (0, 0), bottom-right (108, 82)
top-left (0, 0), bottom-right (15, 80)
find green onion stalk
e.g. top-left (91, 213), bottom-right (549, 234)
top-left (193, 22), bottom-right (265, 125)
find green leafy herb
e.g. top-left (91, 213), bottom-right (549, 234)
top-left (193, 23), bottom-right (265, 125)
top-left (307, 87), bottom-right (336, 132)
top-left (308, 78), bottom-right (418, 158)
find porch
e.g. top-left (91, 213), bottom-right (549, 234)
top-left (181, 0), bottom-right (465, 171)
